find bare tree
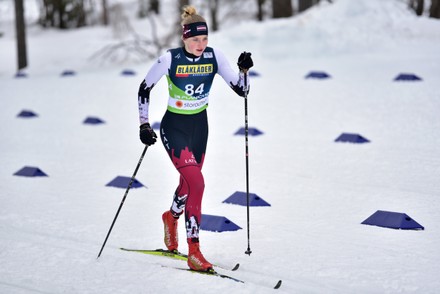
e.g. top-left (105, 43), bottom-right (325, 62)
top-left (409, 0), bottom-right (424, 16)
top-left (150, 0), bottom-right (160, 14)
top-left (297, 0), bottom-right (332, 13)
top-left (139, 0), bottom-right (159, 18)
top-left (298, 0), bottom-right (318, 13)
top-left (39, 0), bottom-right (88, 29)
top-left (272, 0), bottom-right (293, 18)
top-left (89, 3), bottom-right (175, 65)
top-left (176, 0), bottom-right (190, 42)
top-left (15, 0), bottom-right (28, 71)
top-left (138, 0), bottom-right (148, 17)
top-left (257, 0), bottom-right (265, 21)
top-left (209, 0), bottom-right (219, 31)
top-left (430, 0), bottom-right (440, 18)
top-left (102, 0), bottom-right (109, 25)
top-left (180, 0), bottom-right (190, 10)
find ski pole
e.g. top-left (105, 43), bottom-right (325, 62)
top-left (97, 145), bottom-right (148, 259)
top-left (243, 69), bottom-right (252, 256)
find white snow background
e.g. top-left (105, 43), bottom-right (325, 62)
top-left (1, 0), bottom-right (440, 293)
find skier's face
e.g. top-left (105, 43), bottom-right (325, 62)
top-left (184, 35), bottom-right (208, 57)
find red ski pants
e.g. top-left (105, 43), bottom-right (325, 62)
top-left (160, 110), bottom-right (208, 240)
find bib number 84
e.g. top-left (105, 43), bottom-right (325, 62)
top-left (185, 83), bottom-right (205, 96)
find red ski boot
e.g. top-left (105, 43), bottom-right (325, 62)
top-left (162, 211), bottom-right (178, 251)
top-left (187, 239), bottom-right (213, 272)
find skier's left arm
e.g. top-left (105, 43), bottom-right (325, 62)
top-left (215, 49), bottom-right (254, 97)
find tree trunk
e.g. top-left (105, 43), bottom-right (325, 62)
top-left (416, 0), bottom-right (424, 16)
top-left (150, 0), bottom-right (160, 14)
top-left (179, 0), bottom-right (190, 9)
top-left (177, 0), bottom-right (190, 44)
top-left (430, 0), bottom-right (440, 18)
top-left (54, 0), bottom-right (67, 29)
top-left (14, 0), bottom-right (28, 71)
top-left (298, 0), bottom-right (315, 13)
top-left (272, 0), bottom-right (293, 18)
top-left (257, 0), bottom-right (265, 21)
top-left (102, 0), bottom-right (109, 25)
top-left (409, 0), bottom-right (424, 16)
top-left (39, 0), bottom-right (88, 29)
top-left (209, 0), bottom-right (219, 32)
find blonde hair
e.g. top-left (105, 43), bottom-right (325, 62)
top-left (181, 5), bottom-right (206, 25)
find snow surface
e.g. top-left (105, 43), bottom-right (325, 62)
top-left (1, 0), bottom-right (440, 293)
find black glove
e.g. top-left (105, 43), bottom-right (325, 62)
top-left (139, 123), bottom-right (157, 146)
top-left (237, 52), bottom-right (254, 72)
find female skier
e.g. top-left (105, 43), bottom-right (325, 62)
top-left (137, 5), bottom-right (253, 272)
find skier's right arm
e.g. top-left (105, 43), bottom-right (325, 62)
top-left (138, 52), bottom-right (171, 124)
top-left (138, 52), bottom-right (171, 145)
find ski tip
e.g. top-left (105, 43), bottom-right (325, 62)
top-left (231, 263), bottom-right (240, 271)
top-left (274, 280), bottom-right (282, 289)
